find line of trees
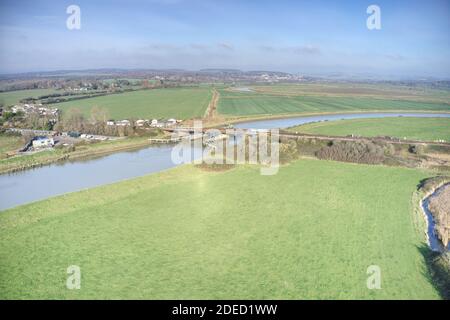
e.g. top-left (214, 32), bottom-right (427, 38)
top-left (54, 107), bottom-right (161, 137)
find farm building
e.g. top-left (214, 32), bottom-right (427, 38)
top-left (167, 118), bottom-right (177, 126)
top-left (32, 136), bottom-right (54, 148)
top-left (116, 120), bottom-right (131, 126)
top-left (135, 119), bottom-right (146, 127)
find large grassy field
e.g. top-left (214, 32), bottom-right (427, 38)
top-left (0, 134), bottom-right (23, 159)
top-left (288, 117), bottom-right (450, 142)
top-left (218, 90), bottom-right (450, 116)
top-left (251, 83), bottom-right (450, 103)
top-left (0, 159), bottom-right (440, 299)
top-left (0, 89), bottom-right (60, 106)
top-left (54, 87), bottom-right (212, 120)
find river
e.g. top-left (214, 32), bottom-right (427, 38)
top-left (1, 112), bottom-right (450, 211)
top-left (422, 183), bottom-right (450, 252)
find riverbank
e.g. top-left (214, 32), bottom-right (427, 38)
top-left (2, 111), bottom-right (450, 175)
top-left (200, 109), bottom-right (445, 128)
top-left (429, 184), bottom-right (450, 249)
top-left (217, 109), bottom-right (450, 128)
top-left (286, 117), bottom-right (450, 142)
top-left (0, 136), bottom-right (155, 174)
top-left (420, 179), bottom-right (450, 251)
top-left (411, 176), bottom-right (450, 298)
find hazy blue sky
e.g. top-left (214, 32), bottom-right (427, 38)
top-left (0, 0), bottom-right (449, 78)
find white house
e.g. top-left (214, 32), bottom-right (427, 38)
top-left (106, 120), bottom-right (115, 126)
top-left (32, 136), bottom-right (54, 148)
top-left (167, 118), bottom-right (177, 126)
top-left (135, 119), bottom-right (146, 127)
top-left (150, 119), bottom-right (158, 126)
top-left (116, 120), bottom-right (131, 126)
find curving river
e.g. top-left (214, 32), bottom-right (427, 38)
top-left (1, 112), bottom-right (450, 211)
top-left (422, 183), bottom-right (450, 252)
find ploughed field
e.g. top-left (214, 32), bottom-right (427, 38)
top-left (288, 117), bottom-right (450, 142)
top-left (218, 84), bottom-right (450, 116)
top-left (0, 159), bottom-right (440, 299)
top-left (54, 87), bottom-right (212, 120)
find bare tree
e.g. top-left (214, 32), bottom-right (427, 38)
top-left (63, 108), bottom-right (85, 131)
top-left (90, 106), bottom-right (109, 124)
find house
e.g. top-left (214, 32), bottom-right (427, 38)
top-left (116, 120), bottom-right (131, 126)
top-left (167, 118), bottom-right (177, 126)
top-left (11, 105), bottom-right (25, 113)
top-left (106, 120), bottom-right (115, 126)
top-left (11, 104), bottom-right (59, 118)
top-left (150, 119), bottom-right (158, 126)
top-left (135, 119), bottom-right (146, 127)
top-left (32, 136), bottom-right (54, 149)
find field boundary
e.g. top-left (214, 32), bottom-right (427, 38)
top-left (203, 89), bottom-right (219, 119)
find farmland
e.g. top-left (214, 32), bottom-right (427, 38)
top-left (288, 117), bottom-right (450, 142)
top-left (0, 159), bottom-right (440, 299)
top-left (0, 89), bottom-right (60, 107)
top-left (218, 83), bottom-right (450, 117)
top-left (54, 87), bottom-right (213, 120)
top-left (251, 83), bottom-right (450, 103)
top-left (218, 89), bottom-right (450, 117)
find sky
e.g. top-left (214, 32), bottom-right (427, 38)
top-left (0, 0), bottom-right (449, 78)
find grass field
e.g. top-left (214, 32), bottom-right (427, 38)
top-left (218, 90), bottom-right (450, 116)
top-left (0, 89), bottom-right (60, 106)
top-left (54, 87), bottom-right (212, 120)
top-left (0, 135), bottom-right (23, 159)
top-left (251, 83), bottom-right (450, 103)
top-left (288, 117), bottom-right (450, 142)
top-left (0, 159), bottom-right (440, 299)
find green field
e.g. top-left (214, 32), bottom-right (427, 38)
top-left (54, 87), bottom-right (212, 120)
top-left (0, 159), bottom-right (440, 299)
top-left (218, 90), bottom-right (450, 116)
top-left (288, 117), bottom-right (450, 142)
top-left (251, 83), bottom-right (450, 103)
top-left (0, 89), bottom-right (60, 106)
top-left (0, 135), bottom-right (23, 159)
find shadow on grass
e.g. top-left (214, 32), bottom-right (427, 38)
top-left (417, 243), bottom-right (450, 300)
